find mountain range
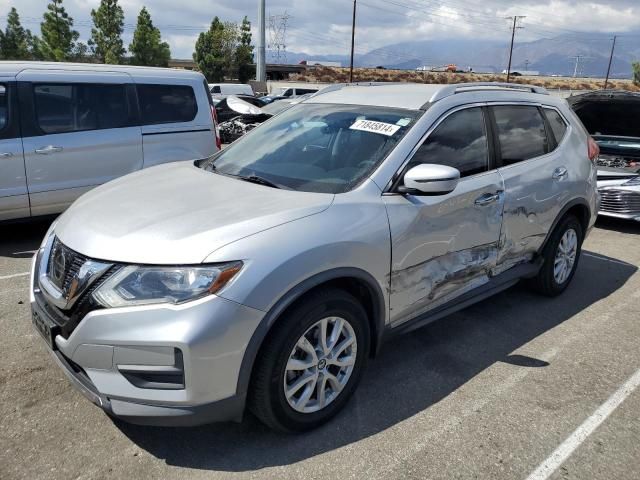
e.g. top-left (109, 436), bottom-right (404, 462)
top-left (280, 32), bottom-right (640, 78)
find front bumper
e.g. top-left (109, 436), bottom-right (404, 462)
top-left (30, 254), bottom-right (265, 426)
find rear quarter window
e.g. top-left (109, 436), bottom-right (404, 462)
top-left (544, 108), bottom-right (568, 145)
top-left (137, 84), bottom-right (197, 125)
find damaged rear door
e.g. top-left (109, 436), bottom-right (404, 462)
top-left (384, 106), bottom-right (504, 326)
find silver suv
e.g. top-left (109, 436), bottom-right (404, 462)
top-left (30, 82), bottom-right (599, 432)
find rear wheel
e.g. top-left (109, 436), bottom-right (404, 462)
top-left (249, 289), bottom-right (370, 432)
top-left (530, 215), bottom-right (583, 296)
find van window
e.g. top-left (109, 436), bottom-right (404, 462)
top-left (492, 105), bottom-right (548, 165)
top-left (544, 108), bottom-right (568, 145)
top-left (211, 86), bottom-right (221, 94)
top-left (408, 107), bottom-right (488, 178)
top-left (0, 85), bottom-right (7, 131)
top-left (34, 84), bottom-right (130, 134)
top-left (137, 84), bottom-right (198, 125)
top-left (296, 89), bottom-right (318, 95)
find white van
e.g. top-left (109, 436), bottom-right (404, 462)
top-left (209, 83), bottom-right (254, 98)
top-left (0, 62), bottom-right (219, 221)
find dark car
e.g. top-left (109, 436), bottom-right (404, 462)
top-left (215, 95), bottom-right (267, 123)
top-left (568, 90), bottom-right (640, 221)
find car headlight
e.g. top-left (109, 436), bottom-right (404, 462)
top-left (92, 262), bottom-right (242, 308)
top-left (624, 176), bottom-right (640, 186)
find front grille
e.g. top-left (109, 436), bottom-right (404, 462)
top-left (38, 239), bottom-right (120, 338)
top-left (599, 189), bottom-right (640, 214)
top-left (47, 238), bottom-right (89, 294)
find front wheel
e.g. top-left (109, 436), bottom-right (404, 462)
top-left (248, 289), bottom-right (370, 432)
top-left (530, 215), bottom-right (583, 296)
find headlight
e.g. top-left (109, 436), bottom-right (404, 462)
top-left (92, 262), bottom-right (242, 308)
top-left (624, 176), bottom-right (640, 186)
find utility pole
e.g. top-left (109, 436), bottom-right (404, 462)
top-left (349, 0), bottom-right (357, 83)
top-left (505, 16), bottom-right (525, 83)
top-left (604, 35), bottom-right (617, 90)
top-left (571, 55), bottom-right (584, 78)
top-left (256, 0), bottom-right (266, 83)
top-left (268, 12), bottom-right (291, 63)
top-left (524, 59), bottom-right (530, 71)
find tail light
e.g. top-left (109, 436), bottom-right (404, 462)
top-left (587, 136), bottom-right (600, 163)
top-left (210, 104), bottom-right (222, 150)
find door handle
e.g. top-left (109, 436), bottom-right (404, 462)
top-left (474, 191), bottom-right (502, 206)
top-left (0, 152), bottom-right (13, 158)
top-left (35, 146), bottom-right (63, 155)
top-left (552, 167), bottom-right (568, 180)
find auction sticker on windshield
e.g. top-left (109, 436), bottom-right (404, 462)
top-left (350, 119), bottom-right (401, 136)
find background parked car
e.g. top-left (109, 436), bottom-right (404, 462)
top-left (215, 95), bottom-right (268, 123)
top-left (261, 86), bottom-right (319, 104)
top-left (218, 94), bottom-right (314, 143)
top-left (0, 61), bottom-right (218, 221)
top-left (209, 83), bottom-right (254, 99)
top-left (568, 91), bottom-right (640, 221)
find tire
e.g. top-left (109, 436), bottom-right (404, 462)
top-left (530, 214), bottom-right (583, 297)
top-left (248, 288), bottom-right (370, 432)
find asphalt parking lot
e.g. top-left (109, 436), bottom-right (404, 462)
top-left (1, 217), bottom-right (639, 480)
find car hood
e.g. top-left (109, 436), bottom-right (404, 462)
top-left (54, 162), bottom-right (334, 264)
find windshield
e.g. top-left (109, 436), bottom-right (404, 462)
top-left (202, 103), bottom-right (419, 193)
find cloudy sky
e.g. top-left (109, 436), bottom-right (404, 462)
top-left (1, 0), bottom-right (639, 59)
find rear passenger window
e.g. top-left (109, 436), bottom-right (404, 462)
top-left (544, 109), bottom-right (568, 144)
top-left (492, 105), bottom-right (548, 165)
top-left (0, 85), bottom-right (7, 131)
top-left (137, 84), bottom-right (197, 125)
top-left (34, 84), bottom-right (130, 134)
top-left (408, 107), bottom-right (489, 177)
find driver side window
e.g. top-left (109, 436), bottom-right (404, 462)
top-left (408, 107), bottom-right (489, 178)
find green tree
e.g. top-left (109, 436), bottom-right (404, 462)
top-left (0, 8), bottom-right (38, 60)
top-left (129, 7), bottom-right (171, 67)
top-left (236, 16), bottom-right (254, 82)
top-left (193, 17), bottom-right (239, 81)
top-left (89, 0), bottom-right (125, 64)
top-left (633, 62), bottom-right (640, 87)
top-left (40, 0), bottom-right (79, 61)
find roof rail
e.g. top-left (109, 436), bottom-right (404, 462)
top-left (428, 82), bottom-right (549, 103)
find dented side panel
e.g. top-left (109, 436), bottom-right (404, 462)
top-left (496, 119), bottom-right (590, 267)
top-left (383, 171), bottom-right (504, 326)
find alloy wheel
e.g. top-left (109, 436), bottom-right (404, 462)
top-left (554, 228), bottom-right (578, 284)
top-left (283, 316), bottom-right (357, 413)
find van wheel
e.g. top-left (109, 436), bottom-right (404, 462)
top-left (530, 215), bottom-right (583, 296)
top-left (248, 289), bottom-right (370, 432)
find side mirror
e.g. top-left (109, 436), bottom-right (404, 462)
top-left (401, 164), bottom-right (460, 195)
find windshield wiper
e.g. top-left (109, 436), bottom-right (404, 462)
top-left (238, 174), bottom-right (282, 189)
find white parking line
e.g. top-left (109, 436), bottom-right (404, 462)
top-left (582, 252), bottom-right (633, 267)
top-left (0, 272), bottom-right (30, 280)
top-left (525, 367), bottom-right (640, 480)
